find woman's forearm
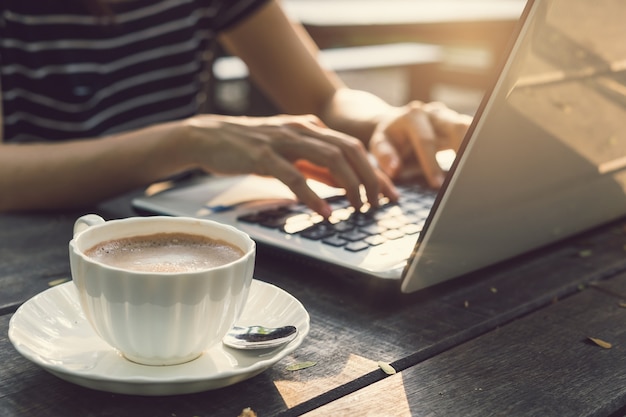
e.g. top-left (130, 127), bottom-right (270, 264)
top-left (0, 120), bottom-right (195, 212)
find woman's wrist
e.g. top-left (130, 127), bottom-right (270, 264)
top-left (177, 115), bottom-right (222, 170)
top-left (131, 118), bottom-right (204, 181)
top-left (320, 88), bottom-right (395, 146)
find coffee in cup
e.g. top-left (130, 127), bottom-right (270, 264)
top-left (69, 214), bottom-right (256, 366)
top-left (84, 232), bottom-right (244, 273)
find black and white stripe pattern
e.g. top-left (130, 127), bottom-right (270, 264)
top-left (0, 0), bottom-right (268, 142)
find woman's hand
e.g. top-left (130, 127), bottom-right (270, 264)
top-left (184, 114), bottom-right (397, 217)
top-left (369, 101), bottom-right (473, 187)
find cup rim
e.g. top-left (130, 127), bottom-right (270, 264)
top-left (70, 216), bottom-right (255, 275)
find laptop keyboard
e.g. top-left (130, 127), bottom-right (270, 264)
top-left (237, 183), bottom-right (437, 252)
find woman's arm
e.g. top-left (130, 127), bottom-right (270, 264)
top-left (0, 106), bottom-right (391, 215)
top-left (0, 115), bottom-right (196, 212)
top-left (219, 0), bottom-right (471, 187)
top-left (218, 0), bottom-right (387, 143)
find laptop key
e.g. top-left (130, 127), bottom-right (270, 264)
top-left (344, 241), bottom-right (370, 252)
top-left (333, 221), bottom-right (356, 233)
top-left (339, 229), bottom-right (369, 242)
top-left (322, 235), bottom-right (348, 247)
top-left (349, 212), bottom-right (376, 227)
top-left (360, 224), bottom-right (387, 235)
top-left (260, 216), bottom-right (292, 228)
top-left (237, 212), bottom-right (267, 224)
top-left (400, 223), bottom-right (423, 235)
top-left (364, 234), bottom-right (387, 246)
top-left (382, 229), bottom-right (405, 240)
top-left (283, 219), bottom-right (315, 234)
top-left (300, 222), bottom-right (337, 240)
top-left (239, 207), bottom-right (297, 226)
top-left (378, 217), bottom-right (407, 230)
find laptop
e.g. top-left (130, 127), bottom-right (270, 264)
top-left (133, 0), bottom-right (626, 294)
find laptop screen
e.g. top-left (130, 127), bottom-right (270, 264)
top-left (402, 0), bottom-right (626, 292)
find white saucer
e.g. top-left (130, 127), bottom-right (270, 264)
top-left (8, 280), bottom-right (309, 396)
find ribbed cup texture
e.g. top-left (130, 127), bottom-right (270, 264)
top-left (69, 217), bottom-right (255, 366)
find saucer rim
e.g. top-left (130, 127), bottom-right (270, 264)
top-left (8, 279), bottom-right (309, 395)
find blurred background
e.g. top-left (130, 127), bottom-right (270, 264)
top-left (211, 0), bottom-right (527, 118)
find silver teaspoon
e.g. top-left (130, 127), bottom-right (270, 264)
top-left (223, 325), bottom-right (298, 350)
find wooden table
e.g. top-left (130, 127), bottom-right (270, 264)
top-left (2, 191), bottom-right (626, 416)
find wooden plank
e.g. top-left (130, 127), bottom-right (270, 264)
top-left (0, 251), bottom-right (487, 417)
top-left (301, 278), bottom-right (626, 417)
top-left (0, 192), bottom-right (145, 314)
top-left (0, 213), bottom-right (75, 314)
top-left (2, 204), bottom-right (625, 416)
top-left (256, 219), bottom-right (626, 416)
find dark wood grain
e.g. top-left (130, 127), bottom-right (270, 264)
top-left (0, 191), bottom-right (150, 315)
top-left (302, 272), bottom-right (626, 417)
top-left (2, 195), bottom-right (626, 417)
top-left (0, 213), bottom-right (76, 315)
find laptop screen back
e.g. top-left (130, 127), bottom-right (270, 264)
top-left (402, 0), bottom-right (626, 292)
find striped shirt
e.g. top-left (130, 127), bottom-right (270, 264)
top-left (0, 0), bottom-right (269, 142)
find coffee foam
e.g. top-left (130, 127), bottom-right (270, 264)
top-left (85, 232), bottom-right (244, 273)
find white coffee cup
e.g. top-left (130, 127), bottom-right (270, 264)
top-left (69, 214), bottom-right (256, 366)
